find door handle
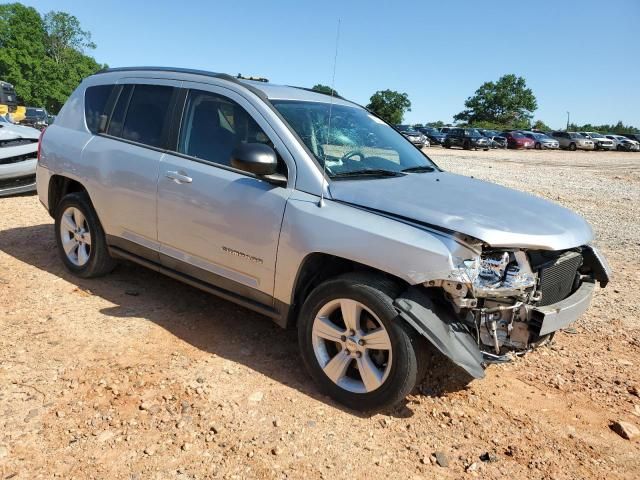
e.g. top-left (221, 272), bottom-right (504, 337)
top-left (165, 170), bottom-right (192, 184)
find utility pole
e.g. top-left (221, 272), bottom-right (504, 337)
top-left (566, 111), bottom-right (570, 131)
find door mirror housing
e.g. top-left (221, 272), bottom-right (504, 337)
top-left (230, 143), bottom-right (278, 176)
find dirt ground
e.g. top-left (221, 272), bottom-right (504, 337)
top-left (1, 148), bottom-right (639, 479)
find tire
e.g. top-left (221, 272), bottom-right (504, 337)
top-left (443, 140), bottom-right (451, 149)
top-left (297, 272), bottom-right (427, 411)
top-left (535, 142), bottom-right (541, 150)
top-left (54, 192), bottom-right (116, 278)
top-left (463, 140), bottom-right (471, 150)
top-left (569, 142), bottom-right (577, 151)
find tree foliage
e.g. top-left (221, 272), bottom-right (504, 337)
top-left (454, 74), bottom-right (537, 129)
top-left (532, 119), bottom-right (551, 131)
top-left (568, 120), bottom-right (639, 134)
top-left (366, 90), bottom-right (411, 124)
top-left (0, 3), bottom-right (104, 113)
top-left (311, 84), bottom-right (339, 96)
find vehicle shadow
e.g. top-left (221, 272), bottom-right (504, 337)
top-left (0, 223), bottom-right (473, 417)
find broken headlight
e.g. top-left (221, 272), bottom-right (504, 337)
top-left (450, 251), bottom-right (536, 297)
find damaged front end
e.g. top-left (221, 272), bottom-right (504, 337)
top-left (394, 244), bottom-right (611, 378)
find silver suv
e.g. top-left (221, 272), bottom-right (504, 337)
top-left (36, 67), bottom-right (610, 411)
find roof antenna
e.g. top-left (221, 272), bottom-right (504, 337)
top-left (318, 18), bottom-right (341, 208)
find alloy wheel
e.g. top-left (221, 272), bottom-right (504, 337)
top-left (59, 206), bottom-right (92, 266)
top-left (311, 298), bottom-right (392, 394)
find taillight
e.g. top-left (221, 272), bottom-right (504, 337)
top-left (37, 127), bottom-right (47, 162)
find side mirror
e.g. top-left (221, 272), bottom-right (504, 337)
top-left (230, 143), bottom-right (278, 176)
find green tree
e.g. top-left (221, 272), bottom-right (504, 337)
top-left (43, 11), bottom-right (95, 64)
top-left (568, 121), bottom-right (638, 134)
top-left (366, 90), bottom-right (411, 124)
top-left (532, 119), bottom-right (551, 131)
top-left (427, 120), bottom-right (445, 128)
top-left (312, 84), bottom-right (339, 96)
top-left (0, 3), bottom-right (104, 113)
top-left (454, 74), bottom-right (537, 129)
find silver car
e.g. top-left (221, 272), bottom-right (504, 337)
top-left (549, 131), bottom-right (595, 151)
top-left (521, 131), bottom-right (559, 149)
top-left (605, 134), bottom-right (640, 152)
top-left (36, 67), bottom-right (610, 411)
top-left (1, 115), bottom-right (40, 197)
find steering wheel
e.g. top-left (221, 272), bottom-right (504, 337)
top-left (341, 150), bottom-right (366, 163)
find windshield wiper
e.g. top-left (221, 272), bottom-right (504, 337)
top-left (401, 165), bottom-right (436, 173)
top-left (331, 169), bottom-right (404, 179)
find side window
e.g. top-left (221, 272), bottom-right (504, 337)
top-left (177, 90), bottom-right (274, 168)
top-left (85, 84), bottom-right (115, 134)
top-left (120, 85), bottom-right (174, 148)
top-left (107, 85), bottom-right (133, 138)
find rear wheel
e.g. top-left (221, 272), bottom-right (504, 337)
top-left (298, 273), bottom-right (427, 411)
top-left (535, 142), bottom-right (541, 150)
top-left (55, 192), bottom-right (116, 278)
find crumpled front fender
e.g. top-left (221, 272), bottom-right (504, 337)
top-left (394, 286), bottom-right (485, 379)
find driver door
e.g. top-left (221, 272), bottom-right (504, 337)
top-left (156, 84), bottom-right (293, 304)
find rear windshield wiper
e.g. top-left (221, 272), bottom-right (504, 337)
top-left (401, 165), bottom-right (436, 173)
top-left (331, 169), bottom-right (404, 179)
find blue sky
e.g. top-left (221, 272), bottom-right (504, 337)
top-left (24, 0), bottom-right (640, 128)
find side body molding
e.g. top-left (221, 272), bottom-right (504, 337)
top-left (394, 286), bottom-right (485, 379)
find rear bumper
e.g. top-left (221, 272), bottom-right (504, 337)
top-left (529, 281), bottom-right (595, 336)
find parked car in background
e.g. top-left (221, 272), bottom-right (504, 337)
top-left (0, 114), bottom-right (40, 196)
top-left (521, 131), bottom-right (559, 149)
top-left (416, 126), bottom-right (446, 145)
top-left (443, 128), bottom-right (490, 150)
top-left (549, 131), bottom-right (595, 151)
top-left (478, 129), bottom-right (507, 149)
top-left (605, 134), bottom-right (640, 151)
top-left (622, 133), bottom-right (640, 144)
top-left (36, 66), bottom-right (610, 411)
top-left (395, 125), bottom-right (430, 148)
top-left (20, 107), bottom-right (50, 130)
top-left (503, 131), bottom-right (535, 149)
top-left (578, 132), bottom-right (615, 151)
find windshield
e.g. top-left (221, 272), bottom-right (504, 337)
top-left (272, 100), bottom-right (438, 178)
top-left (510, 132), bottom-right (525, 138)
top-left (465, 129), bottom-right (482, 137)
top-left (569, 133), bottom-right (584, 139)
top-left (0, 115), bottom-right (7, 123)
top-left (587, 132), bottom-right (605, 139)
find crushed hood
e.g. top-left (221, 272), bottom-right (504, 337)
top-left (329, 172), bottom-right (593, 250)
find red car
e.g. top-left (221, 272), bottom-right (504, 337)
top-left (504, 131), bottom-right (535, 149)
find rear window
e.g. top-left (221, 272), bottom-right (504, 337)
top-left (85, 85), bottom-right (115, 134)
top-left (120, 85), bottom-right (174, 148)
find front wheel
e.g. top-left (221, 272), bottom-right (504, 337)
top-left (298, 273), bottom-right (427, 411)
top-left (569, 142), bottom-right (577, 151)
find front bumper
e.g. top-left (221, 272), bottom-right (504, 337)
top-left (0, 158), bottom-right (37, 196)
top-left (529, 281), bottom-right (595, 336)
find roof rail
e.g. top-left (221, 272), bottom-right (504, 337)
top-left (94, 66), bottom-right (269, 100)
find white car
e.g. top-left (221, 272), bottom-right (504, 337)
top-left (605, 134), bottom-right (640, 152)
top-left (0, 115), bottom-right (40, 197)
top-left (579, 132), bottom-right (615, 151)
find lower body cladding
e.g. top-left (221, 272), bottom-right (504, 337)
top-left (393, 246), bottom-right (610, 378)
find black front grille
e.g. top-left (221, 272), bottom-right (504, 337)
top-left (531, 250), bottom-right (582, 306)
top-left (0, 153), bottom-right (37, 165)
top-left (0, 174), bottom-right (35, 190)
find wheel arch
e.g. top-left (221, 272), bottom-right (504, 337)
top-left (47, 175), bottom-right (88, 217)
top-left (284, 252), bottom-right (409, 328)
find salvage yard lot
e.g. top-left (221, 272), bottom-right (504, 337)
top-left (1, 149), bottom-right (639, 479)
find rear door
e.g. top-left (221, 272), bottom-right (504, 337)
top-left (82, 79), bottom-right (180, 259)
top-left (156, 84), bottom-right (293, 304)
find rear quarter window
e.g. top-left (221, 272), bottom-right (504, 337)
top-left (85, 85), bottom-right (115, 134)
